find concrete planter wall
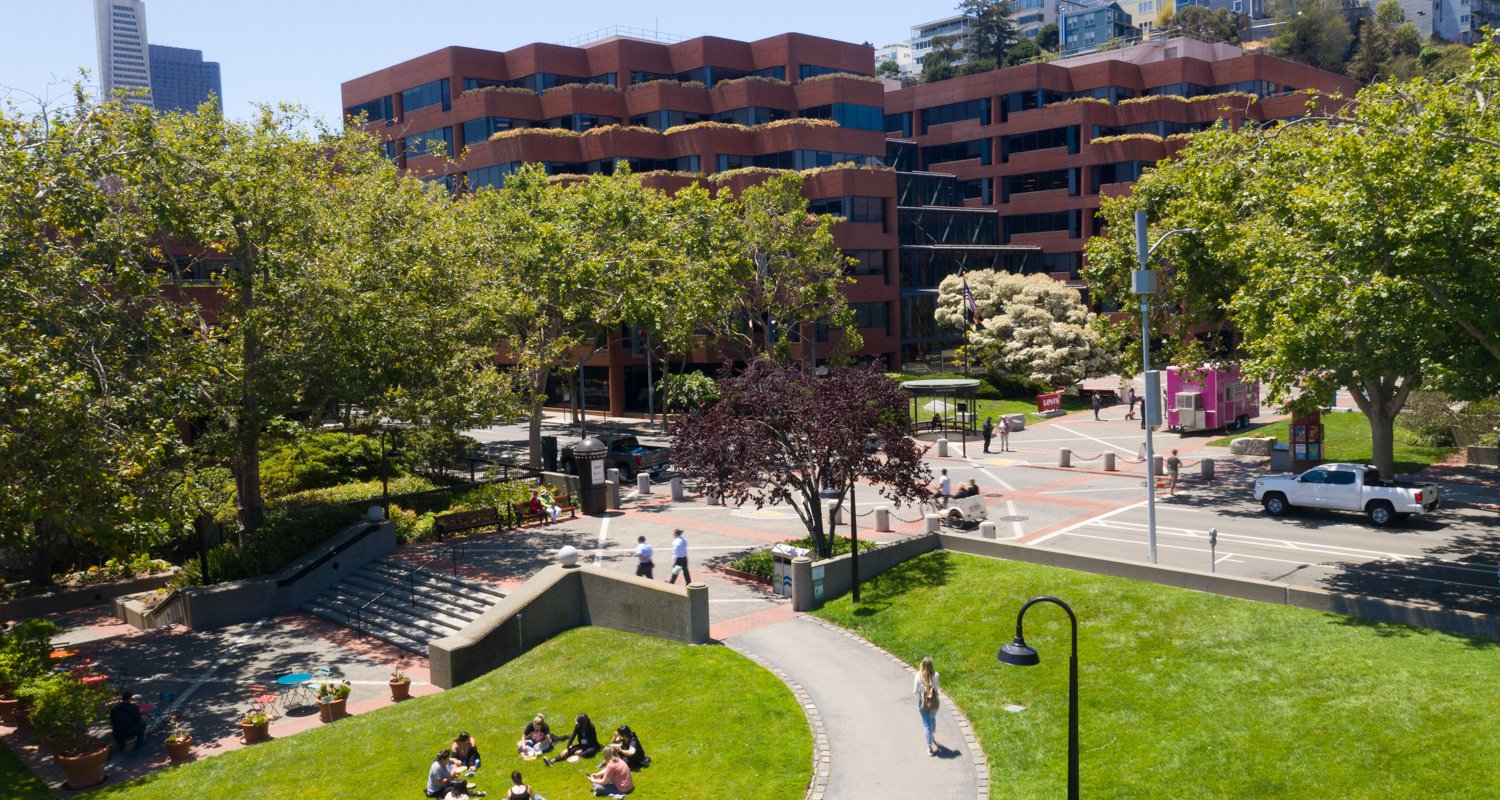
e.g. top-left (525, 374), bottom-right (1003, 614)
top-left (0, 570), bottom-right (178, 622)
top-left (178, 521), bottom-right (396, 631)
top-left (428, 564), bottom-right (709, 689)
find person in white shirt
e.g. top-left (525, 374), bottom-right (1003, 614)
top-left (666, 529), bottom-right (691, 584)
top-left (937, 469), bottom-right (951, 508)
top-left (634, 536), bottom-right (654, 579)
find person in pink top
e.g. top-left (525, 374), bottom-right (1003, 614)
top-left (588, 745), bottom-right (634, 797)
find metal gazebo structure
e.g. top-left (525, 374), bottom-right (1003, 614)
top-left (900, 378), bottom-right (981, 457)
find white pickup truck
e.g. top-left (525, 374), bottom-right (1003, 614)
top-left (1253, 463), bottom-right (1440, 526)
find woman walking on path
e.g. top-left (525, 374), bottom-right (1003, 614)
top-left (914, 656), bottom-right (942, 754)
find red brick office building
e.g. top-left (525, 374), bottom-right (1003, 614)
top-left (342, 34), bottom-right (1355, 410)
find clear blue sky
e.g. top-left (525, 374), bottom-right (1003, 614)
top-left (0, 1), bottom-right (949, 124)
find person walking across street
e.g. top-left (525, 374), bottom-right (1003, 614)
top-left (982, 417), bottom-right (994, 454)
top-left (1125, 387), bottom-right (1137, 420)
top-left (937, 469), bottom-right (951, 508)
top-left (1166, 449), bottom-right (1182, 496)
top-left (999, 416), bottom-right (1011, 452)
top-left (913, 656), bottom-right (942, 755)
top-left (666, 529), bottom-right (691, 584)
top-left (634, 536), bottom-right (654, 580)
top-left (1092, 393), bottom-right (1102, 420)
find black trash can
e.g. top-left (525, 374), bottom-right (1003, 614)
top-left (571, 437), bottom-right (609, 515)
top-left (541, 436), bottom-right (558, 472)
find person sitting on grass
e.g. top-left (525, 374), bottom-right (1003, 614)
top-left (427, 749), bottom-right (464, 798)
top-left (544, 712), bottom-right (598, 765)
top-left (611, 725), bottom-right (649, 770)
top-left (442, 778), bottom-right (487, 799)
top-left (109, 690), bottom-right (147, 754)
top-left (588, 745), bottom-right (635, 797)
top-left (453, 731), bottom-right (481, 775)
top-left (507, 770), bottom-right (545, 799)
top-left (517, 713), bottom-right (554, 759)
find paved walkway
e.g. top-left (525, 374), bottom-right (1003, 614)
top-left (726, 615), bottom-right (984, 800)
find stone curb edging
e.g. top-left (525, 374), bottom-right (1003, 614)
top-left (724, 644), bottom-right (831, 800)
top-left (798, 615), bottom-right (989, 800)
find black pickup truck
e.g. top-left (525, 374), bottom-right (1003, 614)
top-left (560, 434), bottom-right (671, 480)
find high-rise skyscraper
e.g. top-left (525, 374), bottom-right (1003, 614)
top-left (94, 0), bottom-right (153, 106)
top-left (149, 45), bottom-right (222, 113)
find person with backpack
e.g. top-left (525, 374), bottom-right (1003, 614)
top-left (913, 656), bottom-right (942, 755)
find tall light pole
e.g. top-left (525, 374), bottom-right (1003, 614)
top-left (998, 595), bottom-right (1080, 800)
top-left (1134, 211), bottom-right (1195, 565)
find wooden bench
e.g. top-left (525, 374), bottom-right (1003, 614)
top-left (512, 493), bottom-right (580, 526)
top-left (433, 508), bottom-right (502, 540)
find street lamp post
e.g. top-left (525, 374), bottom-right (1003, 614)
top-left (1134, 211), bottom-right (1196, 565)
top-left (997, 595), bottom-right (1080, 800)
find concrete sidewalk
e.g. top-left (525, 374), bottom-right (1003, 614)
top-left (726, 615), bottom-right (985, 800)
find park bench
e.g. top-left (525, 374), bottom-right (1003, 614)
top-left (433, 508), bottom-right (503, 540)
top-left (512, 492), bottom-right (579, 526)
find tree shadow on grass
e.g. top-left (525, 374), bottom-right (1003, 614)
top-left (1323, 613), bottom-right (1500, 650)
top-left (848, 551), bottom-right (957, 617)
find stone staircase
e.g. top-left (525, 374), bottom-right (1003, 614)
top-left (303, 557), bottom-right (507, 655)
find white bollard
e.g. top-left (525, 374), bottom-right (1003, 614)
top-left (979, 520), bottom-right (998, 539)
top-left (937, 438), bottom-right (950, 457)
top-left (607, 468), bottom-right (621, 485)
top-left (706, 491), bottom-right (721, 506)
top-left (875, 506), bottom-right (891, 532)
top-left (637, 473), bottom-right (652, 493)
top-left (1103, 452), bottom-right (1116, 471)
top-left (670, 476), bottom-right (685, 500)
top-left (924, 514), bottom-right (941, 534)
top-left (605, 480), bottom-right (620, 510)
top-left (830, 506), bottom-right (842, 527)
top-left (1059, 448), bottom-right (1072, 468)
top-left (1152, 455), bottom-right (1164, 476)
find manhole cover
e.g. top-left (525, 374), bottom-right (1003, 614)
top-left (997, 515), bottom-right (1029, 522)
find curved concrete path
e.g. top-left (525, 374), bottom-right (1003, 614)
top-left (726, 615), bottom-right (985, 800)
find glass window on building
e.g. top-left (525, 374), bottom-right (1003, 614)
top-left (851, 301), bottom-right (891, 333)
top-left (844, 249), bottom-right (888, 280)
top-left (404, 126), bottom-right (452, 158)
top-left (345, 95), bottom-right (393, 123)
top-left (919, 99), bottom-right (991, 133)
top-left (921, 138), bottom-right (992, 169)
top-left (714, 106), bottom-right (790, 126)
top-left (401, 78), bottom-right (451, 113)
top-left (800, 103), bottom-right (884, 131)
top-left (462, 116), bottom-right (527, 144)
top-left (1002, 126), bottom-right (1078, 159)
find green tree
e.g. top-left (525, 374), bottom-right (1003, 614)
top-left (1346, 0), bottom-right (1422, 84)
top-left (959, 0), bottom-right (1021, 66)
top-left (148, 105), bottom-right (512, 535)
top-left (1166, 5), bottom-right (1241, 44)
top-left (1007, 39), bottom-right (1043, 65)
top-left (1037, 23), bottom-right (1060, 52)
top-left (921, 34), bottom-right (965, 83)
top-left (1271, 0), bottom-right (1353, 73)
top-left (935, 271), bottom-right (1109, 387)
top-left (0, 91), bottom-right (194, 584)
top-left (876, 59), bottom-right (902, 78)
top-left (1086, 43), bottom-right (1500, 477)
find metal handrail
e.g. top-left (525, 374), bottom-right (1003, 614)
top-left (348, 542), bottom-right (465, 635)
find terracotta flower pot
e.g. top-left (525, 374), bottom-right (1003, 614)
top-left (318, 697), bottom-right (347, 723)
top-left (55, 741), bottom-right (110, 790)
top-left (165, 736), bottom-right (193, 762)
top-left (0, 696), bottom-right (20, 727)
top-left (389, 679), bottom-right (411, 701)
top-left (240, 720), bottom-right (269, 743)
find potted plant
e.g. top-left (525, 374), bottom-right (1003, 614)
top-left (0, 619), bottom-right (60, 726)
top-left (389, 669), bottom-right (412, 701)
top-left (316, 680), bottom-right (351, 722)
top-left (22, 672), bottom-right (113, 789)
top-left (162, 714), bottom-right (193, 762)
top-left (239, 709), bottom-right (270, 743)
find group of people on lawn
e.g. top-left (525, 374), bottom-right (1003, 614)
top-left (426, 713), bottom-right (647, 799)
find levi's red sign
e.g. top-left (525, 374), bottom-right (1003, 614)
top-left (1036, 392), bottom-right (1062, 413)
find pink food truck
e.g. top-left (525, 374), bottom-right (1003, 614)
top-left (1165, 365), bottom-right (1260, 432)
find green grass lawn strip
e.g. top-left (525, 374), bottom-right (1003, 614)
top-left (94, 627), bottom-right (810, 799)
top-left (814, 551), bottom-right (1500, 799)
top-left (0, 736), bottom-right (52, 799)
top-left (1208, 412), bottom-right (1456, 473)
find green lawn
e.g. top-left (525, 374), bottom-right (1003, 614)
top-left (95, 627), bottom-right (809, 799)
top-left (887, 371), bottom-right (1093, 423)
top-left (815, 551), bottom-right (1500, 799)
top-left (0, 736), bottom-right (51, 799)
top-left (1208, 412), bottom-right (1456, 473)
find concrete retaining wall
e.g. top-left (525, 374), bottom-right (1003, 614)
top-left (428, 565), bottom-right (709, 689)
top-left (793, 535), bottom-right (942, 610)
top-left (1, 570), bottom-right (178, 622)
top-left (179, 521), bottom-right (396, 630)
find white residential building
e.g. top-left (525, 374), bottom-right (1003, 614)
top-left (94, 0), bottom-right (153, 106)
top-left (910, 13), bottom-right (973, 70)
top-left (1398, 0), bottom-right (1479, 41)
top-left (876, 41), bottom-right (917, 75)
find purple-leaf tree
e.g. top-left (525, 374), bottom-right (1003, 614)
top-left (673, 359), bottom-right (933, 558)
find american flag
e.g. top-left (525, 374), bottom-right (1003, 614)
top-left (962, 278), bottom-right (981, 331)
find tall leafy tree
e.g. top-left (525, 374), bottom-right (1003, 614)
top-left (921, 34), bottom-right (966, 83)
top-left (1086, 44), bottom-right (1500, 477)
top-left (1165, 5), bottom-right (1241, 44)
top-left (1271, 0), bottom-right (1353, 73)
top-left (935, 271), bottom-right (1109, 388)
top-left (959, 0), bottom-right (1021, 66)
top-left (673, 360), bottom-right (932, 558)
